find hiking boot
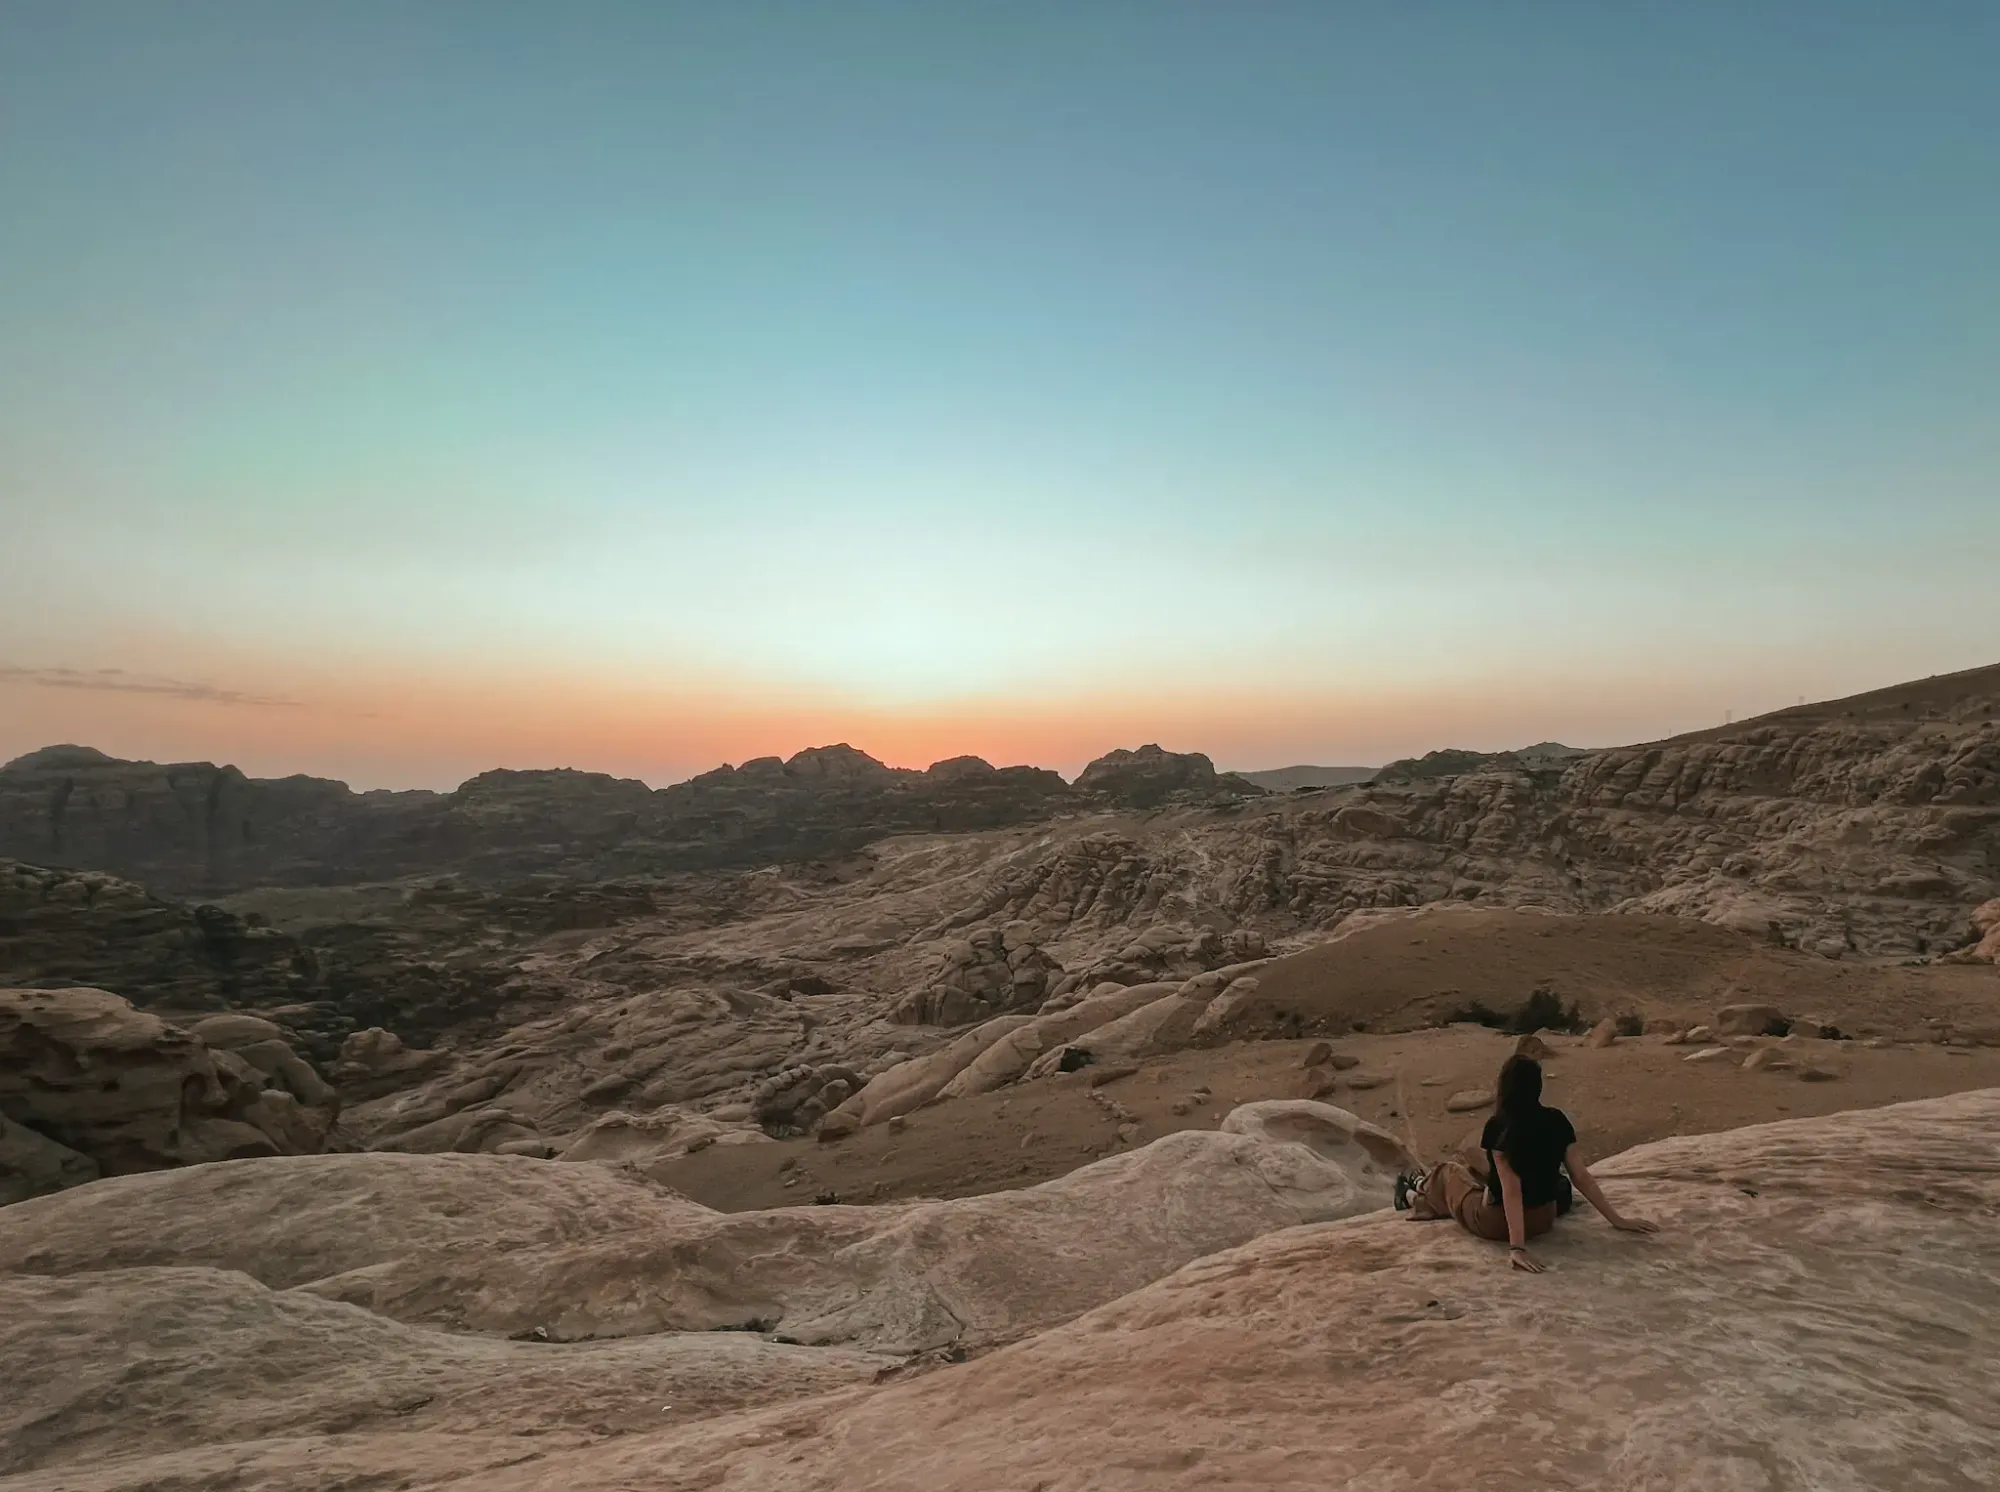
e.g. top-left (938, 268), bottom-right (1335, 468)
top-left (1393, 1169), bottom-right (1426, 1211)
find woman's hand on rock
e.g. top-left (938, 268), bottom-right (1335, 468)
top-left (1508, 1247), bottom-right (1545, 1273)
top-left (1612, 1215), bottom-right (1659, 1234)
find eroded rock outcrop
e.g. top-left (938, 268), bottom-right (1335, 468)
top-left (0, 1268), bottom-right (887, 1479)
top-left (2, 1091), bottom-right (1993, 1490)
top-left (0, 1100), bottom-right (1406, 1352)
top-left (888, 922), bottom-right (1063, 1025)
top-left (0, 859), bottom-right (520, 1064)
top-left (1945, 897), bottom-right (2000, 964)
top-left (935, 981), bottom-right (1175, 1099)
top-left (331, 1026), bottom-right (449, 1100)
top-left (749, 1062), bottom-right (865, 1136)
top-left (0, 859), bottom-right (314, 1009)
top-left (1073, 743), bottom-right (1264, 808)
top-left (0, 988), bottom-right (338, 1203)
top-left (504, 1089), bottom-right (1998, 1492)
top-left (818, 1016), bottom-right (1035, 1137)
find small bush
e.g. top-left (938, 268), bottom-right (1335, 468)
top-left (1511, 987), bottom-right (1584, 1035)
top-left (1439, 988), bottom-right (1585, 1036)
top-left (1614, 1013), bottom-right (1645, 1038)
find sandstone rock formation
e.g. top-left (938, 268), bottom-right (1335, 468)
top-left (1716, 1001), bottom-right (1787, 1036)
top-left (496, 1089), bottom-right (1995, 1492)
top-left (748, 1061), bottom-right (865, 1136)
top-left (554, 1106), bottom-right (773, 1168)
top-left (1946, 896), bottom-right (2000, 964)
top-left (331, 1026), bottom-right (449, 1099)
top-left (238, 890), bottom-right (2000, 1169)
top-left (0, 744), bottom-right (437, 893)
top-left (0, 859), bottom-right (314, 1009)
top-left (0, 1268), bottom-right (888, 1480)
top-left (0, 987), bottom-right (338, 1204)
top-left (935, 981), bottom-right (1174, 1099)
top-left (887, 922), bottom-right (1063, 1025)
top-left (0, 1099), bottom-right (1404, 1364)
top-left (0, 859), bottom-right (521, 1064)
top-left (0, 1114), bottom-right (97, 1203)
top-left (819, 1017), bottom-right (1035, 1137)
top-left (1376, 739), bottom-right (1588, 781)
top-left (1072, 743), bottom-right (1264, 807)
top-left (3, 1089), bottom-right (1991, 1489)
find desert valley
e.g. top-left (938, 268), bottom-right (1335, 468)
top-left (2, 662), bottom-right (1997, 1489)
top-left (9, 10), bottom-right (1998, 1485)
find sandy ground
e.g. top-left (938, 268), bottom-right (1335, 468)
top-left (659, 1023), bottom-right (2000, 1211)
top-left (1227, 910), bottom-right (2000, 1041)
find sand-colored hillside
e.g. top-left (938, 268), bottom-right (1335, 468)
top-left (1220, 905), bottom-right (2000, 1039)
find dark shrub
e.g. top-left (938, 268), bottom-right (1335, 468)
top-left (1440, 988), bottom-right (1584, 1035)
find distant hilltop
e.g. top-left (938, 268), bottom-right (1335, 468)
top-left (1375, 741), bottom-right (1589, 783)
top-left (1235, 765), bottom-right (1378, 792)
top-left (1238, 743), bottom-right (1588, 793)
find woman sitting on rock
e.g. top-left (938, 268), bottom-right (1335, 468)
top-left (1395, 1054), bottom-right (1657, 1271)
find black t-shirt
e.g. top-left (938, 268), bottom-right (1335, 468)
top-left (1482, 1106), bottom-right (1577, 1209)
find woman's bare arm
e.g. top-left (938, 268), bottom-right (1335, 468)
top-left (1566, 1146), bottom-right (1659, 1233)
top-left (1493, 1152), bottom-right (1545, 1272)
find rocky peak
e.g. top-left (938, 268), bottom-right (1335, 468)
top-left (2, 744), bottom-right (118, 772)
top-left (1075, 744), bottom-right (1261, 808)
top-left (445, 768), bottom-right (655, 827)
top-left (782, 743), bottom-right (906, 783)
top-left (450, 767), bottom-right (648, 798)
top-left (925, 755), bottom-right (998, 781)
top-left (1376, 741), bottom-right (1587, 783)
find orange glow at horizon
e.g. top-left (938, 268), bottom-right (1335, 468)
top-left (0, 651), bottom-right (1889, 792)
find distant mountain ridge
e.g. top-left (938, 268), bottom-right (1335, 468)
top-left (1239, 744), bottom-right (1589, 793)
top-left (1376, 740), bottom-right (1589, 782)
top-left (4, 660), bottom-right (1995, 941)
top-left (0, 740), bottom-right (1260, 894)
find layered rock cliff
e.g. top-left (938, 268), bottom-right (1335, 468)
top-left (0, 987), bottom-right (339, 1204)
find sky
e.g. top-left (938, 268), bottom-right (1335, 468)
top-left (3, 2), bottom-right (1996, 788)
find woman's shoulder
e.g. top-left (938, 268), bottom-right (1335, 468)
top-left (1542, 1106), bottom-right (1578, 1137)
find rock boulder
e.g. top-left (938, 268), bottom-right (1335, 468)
top-left (0, 987), bottom-right (338, 1203)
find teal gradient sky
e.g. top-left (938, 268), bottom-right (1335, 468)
top-left (3, 3), bottom-right (1996, 787)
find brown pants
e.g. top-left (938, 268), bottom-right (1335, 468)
top-left (1411, 1161), bottom-right (1556, 1243)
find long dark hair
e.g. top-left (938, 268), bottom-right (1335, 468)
top-left (1491, 1055), bottom-right (1544, 1171)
